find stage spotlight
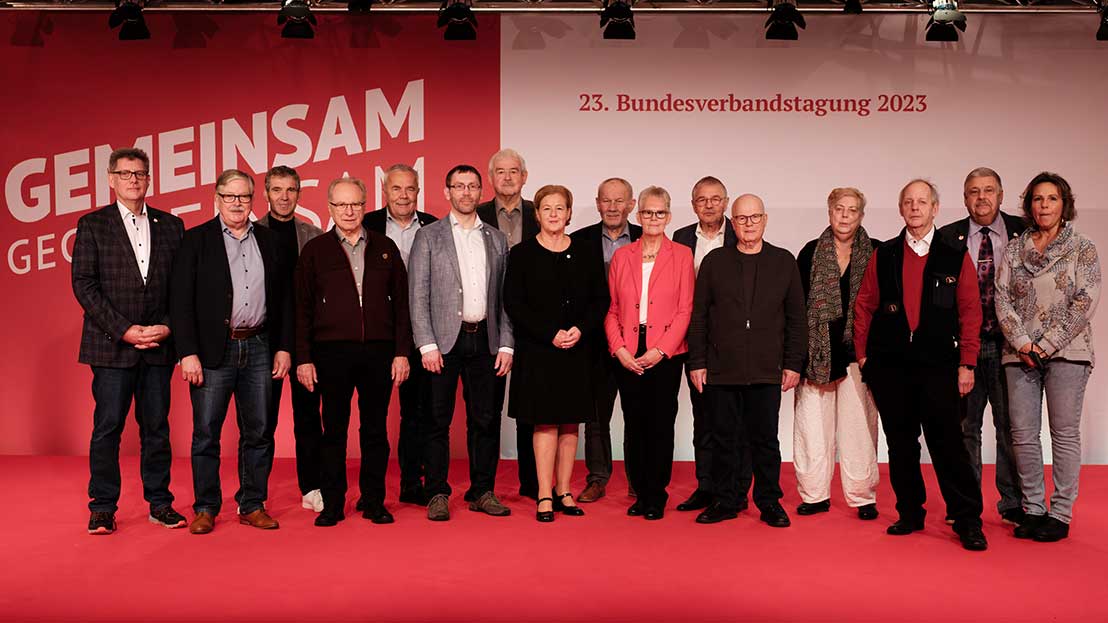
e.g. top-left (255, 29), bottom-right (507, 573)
top-left (765, 0), bottom-right (805, 40)
top-left (600, 0), bottom-right (635, 40)
top-left (349, 0), bottom-right (373, 12)
top-left (843, 0), bottom-right (862, 14)
top-left (109, 0), bottom-right (150, 40)
top-left (278, 0), bottom-right (317, 39)
top-left (1097, 1), bottom-right (1108, 41)
top-left (438, 0), bottom-right (478, 40)
top-left (925, 0), bottom-right (966, 42)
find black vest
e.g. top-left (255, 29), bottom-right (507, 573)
top-left (866, 231), bottom-right (964, 367)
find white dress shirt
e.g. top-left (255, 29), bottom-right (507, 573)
top-left (693, 223), bottom-right (726, 274)
top-left (640, 261), bottom-right (654, 324)
top-left (906, 226), bottom-right (935, 257)
top-left (117, 202), bottom-right (151, 282)
top-left (451, 213), bottom-right (489, 323)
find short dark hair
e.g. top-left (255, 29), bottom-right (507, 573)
top-left (445, 164), bottom-right (482, 188)
top-left (108, 147), bottom-right (150, 172)
top-left (265, 166), bottom-right (300, 191)
top-left (1020, 171), bottom-right (1077, 227)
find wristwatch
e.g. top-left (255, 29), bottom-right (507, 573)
top-left (656, 348), bottom-right (669, 359)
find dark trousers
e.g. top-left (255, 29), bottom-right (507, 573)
top-left (514, 396), bottom-right (538, 496)
top-left (583, 356), bottom-right (624, 486)
top-left (706, 383), bottom-right (782, 511)
top-left (314, 341), bottom-right (394, 510)
top-left (190, 335), bottom-right (271, 515)
top-left (617, 334), bottom-right (686, 509)
top-left (88, 361), bottom-right (175, 513)
top-left (266, 374), bottom-right (322, 496)
top-left (424, 324), bottom-right (502, 501)
top-left (685, 363), bottom-right (753, 500)
top-left (866, 362), bottom-right (984, 530)
top-left (397, 351), bottom-right (431, 491)
top-left (960, 337), bottom-right (1024, 514)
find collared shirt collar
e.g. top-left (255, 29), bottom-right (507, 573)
top-left (219, 215), bottom-right (253, 239)
top-left (607, 221), bottom-right (631, 241)
top-left (905, 226), bottom-right (935, 257)
top-left (968, 214), bottom-right (1006, 239)
top-left (386, 210), bottom-right (420, 230)
top-left (695, 222), bottom-right (725, 240)
top-left (449, 212), bottom-right (484, 230)
top-left (496, 196), bottom-right (523, 214)
top-left (335, 225), bottom-right (367, 245)
top-left (117, 201), bottom-right (147, 219)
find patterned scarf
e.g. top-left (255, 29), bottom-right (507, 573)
top-left (805, 226), bottom-right (872, 384)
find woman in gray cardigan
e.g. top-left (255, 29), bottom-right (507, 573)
top-left (995, 172), bottom-right (1101, 542)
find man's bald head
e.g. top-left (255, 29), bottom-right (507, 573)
top-left (731, 193), bottom-right (765, 217)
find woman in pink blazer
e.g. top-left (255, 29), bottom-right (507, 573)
top-left (604, 185), bottom-right (696, 520)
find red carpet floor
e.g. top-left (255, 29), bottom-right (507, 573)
top-left (1, 456), bottom-right (1106, 622)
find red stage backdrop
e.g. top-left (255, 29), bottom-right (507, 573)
top-left (0, 13), bottom-right (501, 456)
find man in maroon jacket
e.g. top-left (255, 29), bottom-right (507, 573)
top-left (294, 177), bottom-right (411, 527)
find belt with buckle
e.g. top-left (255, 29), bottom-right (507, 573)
top-left (229, 325), bottom-right (265, 340)
top-left (461, 320), bottom-right (485, 334)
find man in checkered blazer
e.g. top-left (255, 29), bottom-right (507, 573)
top-left (71, 147), bottom-right (186, 535)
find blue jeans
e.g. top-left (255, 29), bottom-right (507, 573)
top-left (190, 335), bottom-right (272, 515)
top-left (88, 361), bottom-right (175, 513)
top-left (960, 337), bottom-right (1023, 513)
top-left (1006, 359), bottom-right (1091, 524)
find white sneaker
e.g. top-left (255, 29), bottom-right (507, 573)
top-left (302, 489), bottom-right (324, 513)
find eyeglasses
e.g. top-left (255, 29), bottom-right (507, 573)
top-left (329, 201), bottom-right (366, 211)
top-left (111, 170), bottom-right (150, 181)
top-left (639, 210), bottom-right (670, 220)
top-left (449, 183), bottom-right (482, 193)
top-left (732, 213), bottom-right (765, 225)
top-left (693, 196), bottom-right (726, 207)
top-left (218, 193), bottom-right (253, 204)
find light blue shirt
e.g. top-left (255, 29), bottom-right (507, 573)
top-left (968, 215), bottom-right (1009, 272)
top-left (221, 217), bottom-right (266, 329)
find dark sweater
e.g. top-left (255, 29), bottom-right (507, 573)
top-left (294, 228), bottom-right (411, 364)
top-left (688, 242), bottom-right (806, 385)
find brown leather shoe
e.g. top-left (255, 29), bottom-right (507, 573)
top-left (578, 482), bottom-right (605, 503)
top-left (238, 509), bottom-right (279, 530)
top-left (189, 511), bottom-right (215, 535)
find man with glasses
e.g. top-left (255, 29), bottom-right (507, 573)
top-left (476, 149), bottom-right (540, 500)
top-left (253, 166), bottom-right (326, 514)
top-left (570, 178), bottom-right (642, 503)
top-left (295, 177), bottom-right (411, 526)
top-left (170, 169), bottom-right (294, 534)
top-left (363, 164), bottom-right (438, 507)
top-left (408, 164), bottom-right (514, 521)
top-left (72, 147), bottom-right (186, 535)
top-left (688, 194), bottom-right (806, 527)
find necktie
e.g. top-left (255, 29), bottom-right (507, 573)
top-left (977, 227), bottom-right (997, 336)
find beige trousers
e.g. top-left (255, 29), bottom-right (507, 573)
top-left (792, 363), bottom-right (879, 507)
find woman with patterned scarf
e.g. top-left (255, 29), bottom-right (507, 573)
top-left (996, 172), bottom-right (1101, 542)
top-left (792, 188), bottom-right (881, 521)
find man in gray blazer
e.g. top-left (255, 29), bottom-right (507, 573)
top-left (254, 166), bottom-right (325, 514)
top-left (408, 164), bottom-right (515, 521)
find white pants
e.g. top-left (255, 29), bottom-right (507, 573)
top-left (792, 363), bottom-right (879, 507)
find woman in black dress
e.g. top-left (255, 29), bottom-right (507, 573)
top-left (504, 184), bottom-right (610, 522)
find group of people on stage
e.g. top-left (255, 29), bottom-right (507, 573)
top-left (74, 147), bottom-right (1100, 551)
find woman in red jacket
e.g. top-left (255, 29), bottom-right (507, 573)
top-left (604, 186), bottom-right (696, 519)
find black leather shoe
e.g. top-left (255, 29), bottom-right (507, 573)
top-left (314, 510), bottom-right (345, 527)
top-left (676, 489), bottom-right (713, 512)
top-left (354, 498), bottom-right (366, 512)
top-left (1014, 514), bottom-right (1047, 539)
top-left (644, 506), bottom-right (665, 521)
top-left (857, 504), bottom-right (879, 521)
top-left (627, 501), bottom-right (644, 517)
top-left (886, 518), bottom-right (924, 535)
top-left (696, 503), bottom-right (738, 524)
top-left (556, 492), bottom-right (585, 516)
top-left (536, 498), bottom-right (555, 523)
top-left (958, 526), bottom-right (988, 551)
top-left (399, 486), bottom-right (426, 506)
top-left (1000, 508), bottom-right (1027, 526)
top-left (736, 498), bottom-right (750, 512)
top-left (363, 503), bottom-right (395, 524)
top-left (1032, 517), bottom-right (1069, 542)
top-left (759, 504), bottom-right (791, 528)
top-left (796, 500), bottom-right (830, 516)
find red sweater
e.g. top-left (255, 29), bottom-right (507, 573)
top-left (854, 239), bottom-right (981, 366)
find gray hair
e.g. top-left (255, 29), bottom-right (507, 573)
top-left (216, 169), bottom-right (254, 194)
top-left (898, 178), bottom-right (939, 205)
top-left (691, 176), bottom-right (727, 199)
top-left (382, 163), bottom-right (420, 188)
top-left (597, 177), bottom-right (633, 199)
top-left (327, 177), bottom-right (367, 202)
top-left (488, 148), bottom-right (527, 174)
top-left (964, 167), bottom-right (1002, 190)
top-left (638, 185), bottom-right (671, 209)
